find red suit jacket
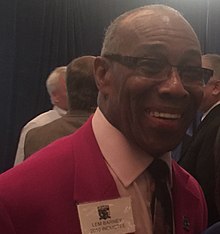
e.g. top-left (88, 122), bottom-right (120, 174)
top-left (0, 117), bottom-right (207, 234)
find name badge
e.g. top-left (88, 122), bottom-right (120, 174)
top-left (77, 197), bottom-right (135, 234)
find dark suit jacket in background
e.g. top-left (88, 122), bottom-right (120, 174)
top-left (202, 222), bottom-right (220, 234)
top-left (180, 104), bottom-right (220, 225)
top-left (24, 111), bottom-right (91, 158)
top-left (0, 116), bottom-right (207, 234)
top-left (214, 126), bottom-right (220, 216)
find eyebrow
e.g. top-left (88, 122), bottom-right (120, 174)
top-left (179, 49), bottom-right (202, 65)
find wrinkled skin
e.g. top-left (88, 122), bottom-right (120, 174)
top-left (95, 9), bottom-right (203, 157)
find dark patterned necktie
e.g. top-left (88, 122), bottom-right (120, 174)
top-left (148, 159), bottom-right (174, 234)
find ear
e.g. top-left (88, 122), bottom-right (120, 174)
top-left (50, 91), bottom-right (59, 105)
top-left (94, 56), bottom-right (112, 94)
top-left (212, 80), bottom-right (220, 95)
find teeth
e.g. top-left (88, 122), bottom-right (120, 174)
top-left (150, 111), bottom-right (181, 119)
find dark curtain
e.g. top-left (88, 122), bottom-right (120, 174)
top-left (0, 0), bottom-right (220, 173)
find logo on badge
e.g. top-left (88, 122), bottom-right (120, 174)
top-left (97, 205), bottom-right (111, 220)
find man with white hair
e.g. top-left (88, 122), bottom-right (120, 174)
top-left (14, 66), bottom-right (68, 165)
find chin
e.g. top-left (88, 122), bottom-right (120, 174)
top-left (145, 142), bottom-right (177, 156)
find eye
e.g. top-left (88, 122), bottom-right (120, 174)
top-left (136, 59), bottom-right (166, 76)
top-left (179, 66), bottom-right (204, 84)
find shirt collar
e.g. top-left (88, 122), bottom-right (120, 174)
top-left (92, 108), bottom-right (172, 187)
top-left (53, 105), bottom-right (67, 116)
top-left (67, 110), bottom-right (92, 117)
top-left (202, 101), bottom-right (220, 121)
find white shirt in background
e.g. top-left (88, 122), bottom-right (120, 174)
top-left (14, 106), bottom-right (66, 166)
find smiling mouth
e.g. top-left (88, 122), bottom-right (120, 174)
top-left (149, 111), bottom-right (181, 119)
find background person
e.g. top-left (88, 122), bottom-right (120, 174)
top-left (0, 5), bottom-right (211, 234)
top-left (14, 66), bottom-right (68, 165)
top-left (24, 56), bottom-right (98, 157)
top-left (214, 127), bottom-right (220, 216)
top-left (202, 222), bottom-right (220, 234)
top-left (180, 54), bottom-right (220, 225)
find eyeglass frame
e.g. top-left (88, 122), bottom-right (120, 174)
top-left (103, 54), bottom-right (213, 85)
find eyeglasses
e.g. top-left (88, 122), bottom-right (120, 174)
top-left (103, 54), bottom-right (213, 85)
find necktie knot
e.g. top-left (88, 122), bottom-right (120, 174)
top-left (148, 159), bottom-right (170, 182)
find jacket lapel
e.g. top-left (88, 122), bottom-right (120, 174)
top-left (73, 116), bottom-right (120, 204)
top-left (172, 161), bottom-right (207, 233)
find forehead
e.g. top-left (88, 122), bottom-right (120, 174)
top-left (118, 8), bottom-right (201, 61)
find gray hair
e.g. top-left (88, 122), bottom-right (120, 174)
top-left (101, 4), bottom-right (189, 56)
top-left (46, 66), bottom-right (67, 96)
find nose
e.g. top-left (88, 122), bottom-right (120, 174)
top-left (158, 68), bottom-right (188, 99)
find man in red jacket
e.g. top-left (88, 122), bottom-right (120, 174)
top-left (0, 4), bottom-right (212, 234)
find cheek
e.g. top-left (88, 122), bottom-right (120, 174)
top-left (128, 76), bottom-right (153, 92)
top-left (61, 93), bottom-right (67, 102)
top-left (202, 87), bottom-right (211, 100)
top-left (122, 78), bottom-right (154, 111)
